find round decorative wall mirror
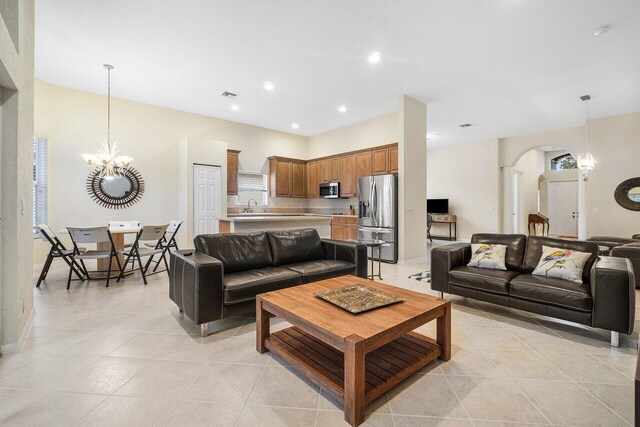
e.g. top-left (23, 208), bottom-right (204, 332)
top-left (614, 177), bottom-right (640, 211)
top-left (86, 167), bottom-right (145, 209)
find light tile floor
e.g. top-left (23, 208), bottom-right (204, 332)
top-left (1, 251), bottom-right (637, 426)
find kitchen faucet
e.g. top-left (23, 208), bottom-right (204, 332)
top-left (245, 199), bottom-right (258, 213)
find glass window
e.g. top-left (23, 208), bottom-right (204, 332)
top-left (236, 171), bottom-right (268, 205)
top-left (549, 153), bottom-right (577, 171)
top-left (33, 137), bottom-right (48, 234)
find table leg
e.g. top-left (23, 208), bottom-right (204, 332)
top-left (437, 301), bottom-right (451, 361)
top-left (97, 233), bottom-right (125, 274)
top-left (369, 248), bottom-right (374, 280)
top-left (344, 334), bottom-right (366, 427)
top-left (377, 246), bottom-right (382, 280)
top-left (256, 298), bottom-right (270, 354)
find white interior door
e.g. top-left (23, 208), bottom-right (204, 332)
top-left (547, 180), bottom-right (578, 237)
top-left (193, 164), bottom-right (221, 236)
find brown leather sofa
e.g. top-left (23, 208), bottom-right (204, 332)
top-left (432, 234), bottom-right (635, 347)
top-left (170, 228), bottom-right (367, 335)
top-left (588, 236), bottom-right (640, 288)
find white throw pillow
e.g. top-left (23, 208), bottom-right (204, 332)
top-left (467, 244), bottom-right (507, 270)
top-left (532, 245), bottom-right (592, 283)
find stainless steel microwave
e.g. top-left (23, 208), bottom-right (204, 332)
top-left (320, 182), bottom-right (340, 198)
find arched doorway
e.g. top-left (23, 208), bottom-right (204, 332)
top-left (503, 145), bottom-right (585, 238)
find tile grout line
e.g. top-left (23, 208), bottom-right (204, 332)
top-left (481, 301), bottom-right (632, 426)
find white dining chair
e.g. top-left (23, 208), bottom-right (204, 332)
top-left (117, 224), bottom-right (169, 285)
top-left (66, 226), bottom-right (121, 289)
top-left (144, 220), bottom-right (183, 272)
top-left (36, 224), bottom-right (86, 287)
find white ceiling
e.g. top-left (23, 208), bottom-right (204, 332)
top-left (35, 0), bottom-right (640, 147)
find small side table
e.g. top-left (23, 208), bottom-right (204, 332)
top-left (358, 239), bottom-right (385, 280)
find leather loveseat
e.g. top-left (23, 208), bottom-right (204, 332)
top-left (170, 228), bottom-right (367, 335)
top-left (588, 236), bottom-right (640, 289)
top-left (432, 234), bottom-right (635, 347)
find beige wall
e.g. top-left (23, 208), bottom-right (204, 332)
top-left (1, 0), bottom-right (34, 351)
top-left (33, 80), bottom-right (308, 265)
top-left (307, 113), bottom-right (397, 158)
top-left (429, 111), bottom-right (640, 240)
top-left (586, 112), bottom-right (640, 237)
top-left (397, 96), bottom-right (427, 261)
top-left (427, 139), bottom-right (500, 240)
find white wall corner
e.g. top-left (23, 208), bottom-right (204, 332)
top-left (0, 306), bottom-right (35, 354)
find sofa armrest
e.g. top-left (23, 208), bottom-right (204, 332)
top-left (431, 243), bottom-right (471, 293)
top-left (590, 256), bottom-right (635, 334)
top-left (170, 250), bottom-right (224, 325)
top-left (322, 239), bottom-right (368, 278)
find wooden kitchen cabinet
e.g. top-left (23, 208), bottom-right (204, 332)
top-left (389, 146), bottom-right (398, 173)
top-left (269, 157), bottom-right (306, 198)
top-left (306, 161), bottom-right (320, 198)
top-left (355, 151), bottom-right (372, 178)
top-left (372, 148), bottom-right (389, 175)
top-left (320, 159), bottom-right (331, 183)
top-left (291, 160), bottom-right (305, 198)
top-left (227, 149), bottom-right (241, 195)
top-left (331, 217), bottom-right (358, 241)
top-left (330, 157), bottom-right (341, 181)
top-left (340, 155), bottom-right (357, 197)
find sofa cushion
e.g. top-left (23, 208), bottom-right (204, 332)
top-left (285, 260), bottom-right (355, 283)
top-left (509, 274), bottom-right (592, 312)
top-left (449, 266), bottom-right (520, 295)
top-left (467, 244), bottom-right (507, 270)
top-left (267, 229), bottom-right (325, 266)
top-left (471, 233), bottom-right (527, 271)
top-left (194, 232), bottom-right (273, 274)
top-left (532, 245), bottom-right (593, 283)
top-left (523, 237), bottom-right (598, 283)
top-left (223, 267), bottom-right (302, 305)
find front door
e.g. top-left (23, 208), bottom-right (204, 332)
top-left (548, 180), bottom-right (578, 237)
top-left (193, 164), bottom-right (221, 236)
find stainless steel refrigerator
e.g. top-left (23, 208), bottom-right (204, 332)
top-left (358, 174), bottom-right (398, 263)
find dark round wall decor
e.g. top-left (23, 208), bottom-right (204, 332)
top-left (86, 167), bottom-right (145, 209)
top-left (614, 177), bottom-right (640, 211)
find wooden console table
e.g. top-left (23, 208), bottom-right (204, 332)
top-left (256, 276), bottom-right (451, 426)
top-left (430, 214), bottom-right (457, 241)
top-left (528, 213), bottom-right (549, 236)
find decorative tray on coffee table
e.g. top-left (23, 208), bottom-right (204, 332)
top-left (315, 284), bottom-right (404, 313)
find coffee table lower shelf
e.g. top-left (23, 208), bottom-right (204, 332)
top-left (264, 326), bottom-right (441, 405)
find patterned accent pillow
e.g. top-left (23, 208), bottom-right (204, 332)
top-left (467, 244), bottom-right (507, 270)
top-left (532, 245), bottom-right (592, 283)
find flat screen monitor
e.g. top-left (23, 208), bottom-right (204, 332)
top-left (427, 199), bottom-right (449, 214)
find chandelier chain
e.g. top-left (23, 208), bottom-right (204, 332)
top-left (107, 65), bottom-right (111, 144)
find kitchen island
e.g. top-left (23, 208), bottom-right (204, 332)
top-left (218, 214), bottom-right (333, 238)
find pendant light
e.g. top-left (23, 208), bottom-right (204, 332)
top-left (576, 95), bottom-right (595, 179)
top-left (82, 64), bottom-right (133, 180)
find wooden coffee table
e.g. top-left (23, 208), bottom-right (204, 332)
top-left (256, 275), bottom-right (451, 427)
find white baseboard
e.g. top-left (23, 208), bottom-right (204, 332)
top-left (0, 307), bottom-right (35, 354)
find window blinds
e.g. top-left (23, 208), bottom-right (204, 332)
top-left (32, 137), bottom-right (48, 231)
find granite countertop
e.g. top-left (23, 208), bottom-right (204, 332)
top-left (219, 215), bottom-right (336, 222)
top-left (225, 213), bottom-right (358, 220)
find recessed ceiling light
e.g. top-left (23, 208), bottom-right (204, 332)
top-left (459, 123), bottom-right (472, 128)
top-left (368, 51), bottom-right (381, 64)
top-left (291, 123), bottom-right (299, 129)
top-left (231, 104), bottom-right (239, 111)
top-left (264, 81), bottom-right (274, 91)
top-left (338, 105), bottom-right (347, 113)
top-left (593, 25), bottom-right (610, 36)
